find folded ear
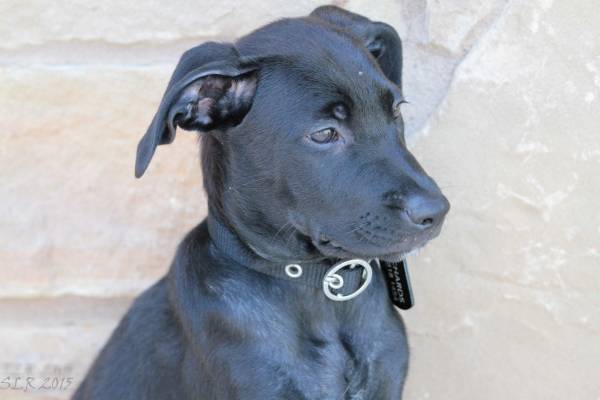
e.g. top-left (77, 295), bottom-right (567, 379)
top-left (135, 42), bottom-right (258, 178)
top-left (310, 6), bottom-right (403, 87)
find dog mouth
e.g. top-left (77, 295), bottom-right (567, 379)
top-left (288, 212), bottom-right (444, 262)
top-left (310, 226), bottom-right (441, 262)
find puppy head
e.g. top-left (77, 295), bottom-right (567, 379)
top-left (136, 7), bottom-right (449, 262)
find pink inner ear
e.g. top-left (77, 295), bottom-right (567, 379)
top-left (173, 72), bottom-right (257, 131)
top-left (230, 73), bottom-right (258, 107)
top-left (232, 74), bottom-right (257, 98)
top-left (197, 97), bottom-right (216, 116)
top-left (182, 73), bottom-right (257, 107)
top-left (201, 76), bottom-right (228, 95)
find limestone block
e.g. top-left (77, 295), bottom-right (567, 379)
top-left (0, 66), bottom-right (207, 298)
top-left (402, 1), bottom-right (600, 398)
top-left (0, 0), bottom-right (328, 50)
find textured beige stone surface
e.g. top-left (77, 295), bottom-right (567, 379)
top-left (0, 66), bottom-right (206, 298)
top-left (0, 0), bottom-right (328, 49)
top-left (1, 0), bottom-right (599, 399)
top-left (404, 0), bottom-right (600, 398)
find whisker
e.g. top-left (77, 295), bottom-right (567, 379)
top-left (344, 222), bottom-right (363, 235)
top-left (272, 221), bottom-right (293, 241)
top-left (284, 224), bottom-right (299, 244)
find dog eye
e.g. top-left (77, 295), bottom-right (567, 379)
top-left (310, 128), bottom-right (339, 144)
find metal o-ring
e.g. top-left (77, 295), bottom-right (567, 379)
top-left (322, 259), bottom-right (373, 302)
top-left (326, 274), bottom-right (344, 289)
top-left (285, 264), bottom-right (303, 278)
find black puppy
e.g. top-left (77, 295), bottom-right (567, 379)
top-left (74, 6), bottom-right (449, 400)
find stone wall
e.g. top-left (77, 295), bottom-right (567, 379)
top-left (1, 1), bottom-right (598, 399)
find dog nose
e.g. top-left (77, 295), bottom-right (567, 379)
top-left (384, 191), bottom-right (450, 228)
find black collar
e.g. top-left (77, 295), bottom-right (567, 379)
top-left (207, 214), bottom-right (413, 308)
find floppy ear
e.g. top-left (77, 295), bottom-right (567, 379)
top-left (135, 42), bottom-right (258, 178)
top-left (310, 6), bottom-right (403, 87)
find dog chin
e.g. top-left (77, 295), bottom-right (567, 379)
top-left (312, 237), bottom-right (423, 263)
top-left (293, 218), bottom-right (437, 262)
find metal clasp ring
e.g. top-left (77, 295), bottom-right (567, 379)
top-left (284, 263), bottom-right (303, 278)
top-left (322, 259), bottom-right (373, 301)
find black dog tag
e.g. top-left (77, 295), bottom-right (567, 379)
top-left (381, 260), bottom-right (414, 310)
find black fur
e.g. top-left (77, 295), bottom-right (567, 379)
top-left (74, 6), bottom-right (449, 399)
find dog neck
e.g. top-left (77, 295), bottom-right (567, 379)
top-left (207, 212), bottom-right (376, 300)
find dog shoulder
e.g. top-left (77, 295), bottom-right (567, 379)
top-left (73, 278), bottom-right (185, 399)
